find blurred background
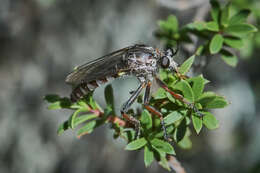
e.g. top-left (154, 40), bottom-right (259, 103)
top-left (0, 0), bottom-right (260, 173)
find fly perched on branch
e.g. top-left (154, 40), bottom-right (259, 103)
top-left (65, 44), bottom-right (202, 143)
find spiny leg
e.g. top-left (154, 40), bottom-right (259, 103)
top-left (143, 81), bottom-right (173, 144)
top-left (121, 82), bottom-right (146, 139)
top-left (155, 77), bottom-right (203, 117)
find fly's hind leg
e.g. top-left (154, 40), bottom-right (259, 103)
top-left (155, 77), bottom-right (203, 117)
top-left (121, 82), bottom-right (146, 139)
top-left (143, 81), bottom-right (173, 144)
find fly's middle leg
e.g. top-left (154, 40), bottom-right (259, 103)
top-left (121, 82), bottom-right (146, 139)
top-left (143, 81), bottom-right (173, 145)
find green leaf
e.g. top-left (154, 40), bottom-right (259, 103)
top-left (174, 118), bottom-right (187, 142)
top-left (57, 121), bottom-right (70, 136)
top-left (197, 92), bottom-right (217, 106)
top-left (86, 94), bottom-right (102, 111)
top-left (125, 138), bottom-right (147, 150)
top-left (210, 0), bottom-right (220, 22)
top-left (141, 110), bottom-right (152, 130)
top-left (203, 112), bottom-right (219, 130)
top-left (158, 15), bottom-right (178, 32)
top-left (220, 2), bottom-right (230, 27)
top-left (73, 114), bottom-right (98, 127)
top-left (189, 75), bottom-right (205, 100)
top-left (77, 121), bottom-right (96, 137)
top-left (158, 153), bottom-right (170, 171)
top-left (159, 69), bottom-right (168, 81)
top-left (210, 34), bottom-right (224, 54)
top-left (104, 84), bottom-right (114, 109)
top-left (144, 146), bottom-right (155, 167)
top-left (46, 97), bottom-right (72, 110)
top-left (174, 80), bottom-right (194, 102)
top-left (164, 111), bottom-right (183, 125)
top-left (195, 45), bottom-right (204, 56)
top-left (165, 92), bottom-right (176, 103)
top-left (220, 49), bottom-right (238, 67)
top-left (225, 24), bottom-right (258, 36)
top-left (224, 36), bottom-right (243, 49)
top-left (154, 126), bottom-right (174, 139)
top-left (229, 9), bottom-right (251, 25)
top-left (197, 92), bottom-right (228, 109)
top-left (178, 136), bottom-right (192, 149)
top-left (179, 55), bottom-right (195, 75)
top-left (192, 115), bottom-right (202, 134)
top-left (188, 21), bottom-right (207, 31)
top-left (206, 21), bottom-right (219, 32)
top-left (151, 138), bottom-right (175, 155)
top-left (44, 94), bottom-right (61, 102)
top-left (69, 108), bottom-right (89, 129)
top-left (205, 95), bottom-right (228, 109)
top-left (153, 88), bottom-right (167, 99)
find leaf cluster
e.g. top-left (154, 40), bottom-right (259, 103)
top-left (155, 0), bottom-right (258, 67)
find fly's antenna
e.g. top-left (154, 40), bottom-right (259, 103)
top-left (165, 43), bottom-right (179, 58)
top-left (172, 43), bottom-right (179, 56)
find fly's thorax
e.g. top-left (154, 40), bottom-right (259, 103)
top-left (127, 52), bottom-right (158, 76)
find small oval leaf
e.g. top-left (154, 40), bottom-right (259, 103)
top-left (206, 21), bottom-right (219, 32)
top-left (104, 84), bottom-right (114, 109)
top-left (179, 55), bottom-right (195, 75)
top-left (164, 111), bottom-right (183, 125)
top-left (151, 138), bottom-right (175, 155)
top-left (73, 114), bottom-right (98, 128)
top-left (144, 146), bottom-right (155, 167)
top-left (57, 121), bottom-right (70, 136)
top-left (203, 112), bottom-right (219, 130)
top-left (153, 87), bottom-right (167, 99)
top-left (141, 110), bottom-right (152, 130)
top-left (205, 96), bottom-right (229, 109)
top-left (224, 36), bottom-right (243, 49)
top-left (125, 138), bottom-right (147, 150)
top-left (77, 121), bottom-right (96, 138)
top-left (69, 108), bottom-right (88, 129)
top-left (220, 2), bottom-right (230, 27)
top-left (210, 0), bottom-right (220, 22)
top-left (178, 137), bottom-right (192, 149)
top-left (197, 92), bottom-right (217, 106)
top-left (210, 34), bottom-right (224, 54)
top-left (225, 24), bottom-right (258, 36)
top-left (188, 75), bottom-right (205, 100)
top-left (229, 9), bottom-right (251, 25)
top-left (192, 115), bottom-right (202, 134)
top-left (221, 49), bottom-right (238, 67)
top-left (174, 80), bottom-right (194, 102)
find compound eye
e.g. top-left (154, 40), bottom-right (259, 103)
top-left (161, 56), bottom-right (170, 68)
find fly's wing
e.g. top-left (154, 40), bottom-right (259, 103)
top-left (65, 46), bottom-right (134, 86)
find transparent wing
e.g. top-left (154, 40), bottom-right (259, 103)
top-left (65, 45), bottom-right (134, 85)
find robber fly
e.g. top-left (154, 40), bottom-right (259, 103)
top-left (66, 44), bottom-right (201, 141)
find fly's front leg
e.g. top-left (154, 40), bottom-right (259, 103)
top-left (121, 82), bottom-right (146, 139)
top-left (155, 77), bottom-right (203, 117)
top-left (143, 81), bottom-right (173, 144)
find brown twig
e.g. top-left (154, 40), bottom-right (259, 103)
top-left (167, 155), bottom-right (187, 173)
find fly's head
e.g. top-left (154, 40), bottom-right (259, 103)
top-left (159, 47), bottom-right (178, 72)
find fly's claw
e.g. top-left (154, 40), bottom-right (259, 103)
top-left (188, 103), bottom-right (204, 117)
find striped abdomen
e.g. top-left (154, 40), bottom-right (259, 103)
top-left (70, 76), bottom-right (115, 102)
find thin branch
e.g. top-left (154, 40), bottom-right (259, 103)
top-left (167, 155), bottom-right (187, 173)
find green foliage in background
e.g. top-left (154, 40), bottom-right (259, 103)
top-left (45, 0), bottom-right (257, 171)
top-left (156, 0), bottom-right (258, 67)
